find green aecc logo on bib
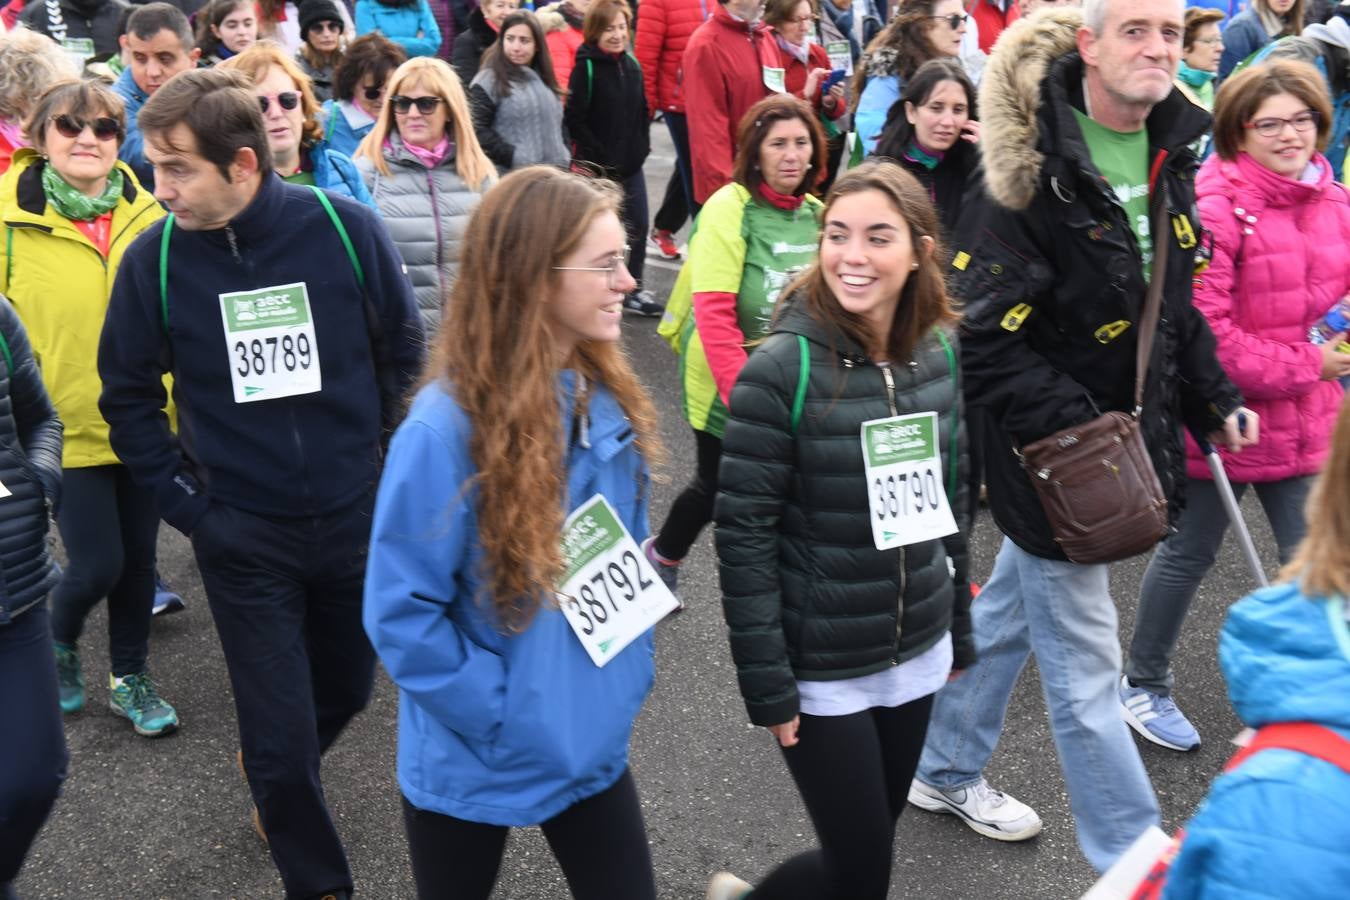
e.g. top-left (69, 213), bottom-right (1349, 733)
top-left (224, 285), bottom-right (312, 332)
top-left (863, 417), bottom-right (936, 467)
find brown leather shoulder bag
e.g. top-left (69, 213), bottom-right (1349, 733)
top-left (1015, 204), bottom-right (1171, 564)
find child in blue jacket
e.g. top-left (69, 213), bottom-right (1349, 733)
top-left (356, 0), bottom-right (443, 57)
top-left (363, 166), bottom-right (668, 900)
top-left (1164, 397), bottom-right (1350, 898)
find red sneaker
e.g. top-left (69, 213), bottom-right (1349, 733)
top-left (649, 228), bottom-right (682, 260)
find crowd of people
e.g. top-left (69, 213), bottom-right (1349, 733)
top-left (1, 0), bottom-right (1350, 898)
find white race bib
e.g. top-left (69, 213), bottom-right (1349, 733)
top-left (557, 494), bottom-right (679, 667)
top-left (219, 282), bottom-right (323, 404)
top-left (0, 477), bottom-right (9, 499)
top-left (762, 65), bottom-right (786, 93)
top-left (826, 41), bottom-right (853, 75)
top-left (59, 37), bottom-right (94, 67)
top-left (861, 412), bottom-right (958, 550)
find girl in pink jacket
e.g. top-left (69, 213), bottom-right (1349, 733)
top-left (1121, 60), bottom-right (1350, 754)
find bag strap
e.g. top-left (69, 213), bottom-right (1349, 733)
top-left (790, 333), bottom-right (810, 434)
top-left (159, 215), bottom-right (173, 331)
top-left (1224, 722), bottom-right (1350, 776)
top-left (307, 185), bottom-right (365, 288)
top-left (0, 326), bottom-right (12, 376)
top-left (587, 57), bottom-right (593, 104)
top-left (936, 327), bottom-right (958, 504)
top-left (1133, 196), bottom-right (1170, 414)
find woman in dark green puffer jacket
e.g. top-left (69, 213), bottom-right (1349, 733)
top-left (708, 162), bottom-right (972, 900)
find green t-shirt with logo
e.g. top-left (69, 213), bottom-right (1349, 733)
top-left (1073, 108), bottom-right (1151, 278)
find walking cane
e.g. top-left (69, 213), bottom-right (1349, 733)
top-left (1194, 421), bottom-right (1269, 588)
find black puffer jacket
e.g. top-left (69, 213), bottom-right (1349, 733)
top-left (0, 297), bottom-right (61, 626)
top-left (451, 5), bottom-right (496, 87)
top-left (714, 302), bottom-right (972, 728)
top-left (952, 11), bottom-right (1242, 561)
top-left (564, 43), bottom-right (649, 179)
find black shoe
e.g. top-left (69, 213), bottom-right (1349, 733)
top-left (623, 291), bottom-right (664, 318)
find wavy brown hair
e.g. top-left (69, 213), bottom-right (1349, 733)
top-left (782, 160), bottom-right (958, 362)
top-left (731, 94), bottom-right (828, 196)
top-left (433, 166), bottom-right (663, 631)
top-left (1281, 399), bottom-right (1350, 600)
top-left (851, 0), bottom-right (944, 105)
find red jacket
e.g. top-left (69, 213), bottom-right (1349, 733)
top-left (539, 2), bottom-right (587, 92)
top-left (778, 38), bottom-right (846, 120)
top-left (683, 5), bottom-right (779, 203)
top-left (634, 0), bottom-right (712, 115)
top-left (969, 0), bottom-right (1019, 54)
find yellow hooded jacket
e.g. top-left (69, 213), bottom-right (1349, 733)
top-left (0, 149), bottom-right (166, 468)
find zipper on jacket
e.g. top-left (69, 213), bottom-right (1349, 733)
top-left (225, 225), bottom-right (242, 263)
top-left (879, 362), bottom-right (904, 659)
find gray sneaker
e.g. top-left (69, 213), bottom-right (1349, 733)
top-left (624, 291), bottom-right (664, 317)
top-left (641, 537), bottom-right (682, 610)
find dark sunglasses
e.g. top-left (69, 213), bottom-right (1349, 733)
top-left (362, 85), bottom-right (385, 101)
top-left (929, 12), bottom-right (968, 29)
top-left (50, 113), bottom-right (121, 141)
top-left (391, 95), bottom-right (443, 115)
top-left (310, 20), bottom-right (342, 33)
top-left (257, 92), bottom-right (301, 113)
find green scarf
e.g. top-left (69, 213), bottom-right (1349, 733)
top-left (1177, 61), bottom-right (1216, 89)
top-left (41, 162), bottom-right (123, 221)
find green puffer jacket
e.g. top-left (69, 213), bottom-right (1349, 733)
top-left (714, 301), bottom-right (973, 727)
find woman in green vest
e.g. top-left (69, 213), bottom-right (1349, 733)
top-left (644, 95), bottom-right (826, 601)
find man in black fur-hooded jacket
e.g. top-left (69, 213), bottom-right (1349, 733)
top-left (903, 2), bottom-right (1254, 875)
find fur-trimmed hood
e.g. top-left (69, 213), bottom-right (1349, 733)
top-left (978, 8), bottom-right (1209, 212)
top-left (978, 8), bottom-right (1083, 211)
top-left (536, 1), bottom-right (581, 33)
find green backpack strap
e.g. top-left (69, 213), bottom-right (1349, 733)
top-left (0, 328), bottom-right (12, 376)
top-left (159, 215), bottom-right (173, 331)
top-left (790, 334), bottom-right (810, 435)
top-left (587, 57), bottom-right (593, 104)
top-left (308, 185), bottom-right (365, 288)
top-left (5, 224), bottom-right (12, 292)
top-left (936, 327), bottom-right (958, 504)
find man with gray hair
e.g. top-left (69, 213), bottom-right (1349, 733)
top-left (903, 0), bottom-right (1254, 872)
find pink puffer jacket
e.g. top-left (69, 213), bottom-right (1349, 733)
top-left (1187, 151), bottom-right (1350, 482)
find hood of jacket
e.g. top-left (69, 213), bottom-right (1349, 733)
top-left (537, 1), bottom-right (582, 32)
top-left (1221, 584), bottom-right (1350, 734)
top-left (978, 7), bottom-right (1209, 211)
top-left (770, 294), bottom-right (870, 364)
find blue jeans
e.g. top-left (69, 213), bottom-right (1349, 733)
top-left (916, 538), bottom-right (1160, 872)
top-left (1125, 475), bottom-right (1311, 696)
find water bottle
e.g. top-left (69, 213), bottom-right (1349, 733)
top-left (1309, 297), bottom-right (1350, 347)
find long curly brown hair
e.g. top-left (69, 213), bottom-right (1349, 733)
top-left (851, 0), bottom-right (946, 105)
top-left (433, 166), bottom-right (663, 631)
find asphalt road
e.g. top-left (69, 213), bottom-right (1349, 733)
top-left (17, 127), bottom-right (1281, 900)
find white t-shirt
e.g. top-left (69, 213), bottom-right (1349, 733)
top-left (797, 631), bottom-right (953, 717)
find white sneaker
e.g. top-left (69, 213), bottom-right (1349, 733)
top-left (907, 777), bottom-right (1042, 841)
top-left (705, 872), bottom-right (752, 900)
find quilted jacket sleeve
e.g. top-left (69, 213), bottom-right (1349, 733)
top-left (1, 298), bottom-right (61, 508)
top-left (714, 336), bottom-right (799, 727)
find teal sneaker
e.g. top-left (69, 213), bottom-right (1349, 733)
top-left (109, 672), bottom-right (179, 737)
top-left (53, 641), bottom-right (84, 713)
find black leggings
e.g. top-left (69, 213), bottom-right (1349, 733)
top-left (400, 769), bottom-right (656, 900)
top-left (48, 465), bottom-right (159, 676)
top-left (653, 429), bottom-right (722, 562)
top-left (753, 696), bottom-right (936, 900)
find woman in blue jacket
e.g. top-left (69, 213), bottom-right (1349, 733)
top-left (220, 43), bottom-right (376, 207)
top-left (1163, 397), bottom-right (1350, 899)
top-left (363, 165), bottom-right (668, 900)
top-left (0, 298), bottom-right (65, 900)
top-left (357, 0), bottom-right (444, 57)
top-left (1219, 0), bottom-right (1304, 80)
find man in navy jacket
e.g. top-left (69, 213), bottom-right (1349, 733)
top-left (98, 68), bottom-right (424, 900)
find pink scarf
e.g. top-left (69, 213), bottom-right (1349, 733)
top-left (390, 134), bottom-right (452, 168)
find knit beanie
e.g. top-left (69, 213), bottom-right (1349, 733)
top-left (299, 0), bottom-right (343, 41)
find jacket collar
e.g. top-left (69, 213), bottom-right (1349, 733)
top-left (115, 66), bottom-right (148, 104)
top-left (1213, 150), bottom-right (1340, 209)
top-left (210, 171), bottom-right (285, 242)
top-left (712, 3), bottom-right (762, 36)
top-left (979, 7), bottom-right (1209, 211)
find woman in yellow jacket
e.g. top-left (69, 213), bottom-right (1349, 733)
top-left (0, 80), bottom-right (179, 738)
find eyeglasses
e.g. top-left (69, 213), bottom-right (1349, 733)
top-left (258, 92), bottom-right (300, 113)
top-left (929, 12), bottom-right (968, 29)
top-left (551, 246), bottom-right (632, 291)
top-left (787, 14), bottom-right (816, 24)
top-left (391, 95), bottom-right (443, 115)
top-left (1191, 36), bottom-right (1223, 45)
top-left (50, 114), bottom-right (121, 141)
top-left (310, 20), bottom-right (342, 33)
top-left (361, 85), bottom-right (385, 102)
top-left (1244, 109), bottom-right (1320, 138)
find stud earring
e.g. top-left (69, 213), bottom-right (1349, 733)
top-left (911, 262), bottom-right (919, 270)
